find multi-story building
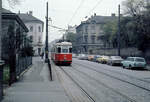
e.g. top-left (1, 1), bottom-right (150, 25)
top-left (67, 25), bottom-right (77, 34)
top-left (2, 8), bottom-right (29, 60)
top-left (63, 25), bottom-right (77, 40)
top-left (18, 11), bottom-right (44, 55)
top-left (76, 13), bottom-right (116, 54)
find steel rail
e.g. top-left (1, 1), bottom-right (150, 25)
top-left (74, 62), bottom-right (150, 84)
top-left (71, 65), bottom-right (137, 102)
top-left (73, 62), bottom-right (150, 92)
top-left (59, 66), bottom-right (95, 102)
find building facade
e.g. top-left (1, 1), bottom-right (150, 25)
top-left (2, 9), bottom-right (29, 60)
top-left (63, 25), bottom-right (77, 40)
top-left (18, 11), bottom-right (44, 55)
top-left (76, 13), bottom-right (116, 54)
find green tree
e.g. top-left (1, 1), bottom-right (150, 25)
top-left (66, 32), bottom-right (77, 52)
top-left (102, 20), bottom-right (118, 48)
top-left (122, 0), bottom-right (150, 54)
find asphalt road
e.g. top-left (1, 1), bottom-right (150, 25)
top-left (3, 57), bottom-right (150, 102)
top-left (58, 58), bottom-right (150, 102)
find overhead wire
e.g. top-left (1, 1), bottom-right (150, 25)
top-left (88, 0), bottom-right (103, 15)
top-left (68, 0), bottom-right (85, 25)
top-left (81, 0), bottom-right (104, 21)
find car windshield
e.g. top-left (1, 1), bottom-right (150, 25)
top-left (135, 58), bottom-right (145, 62)
top-left (111, 56), bottom-right (122, 59)
top-left (103, 56), bottom-right (109, 59)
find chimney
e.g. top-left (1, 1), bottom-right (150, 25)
top-left (94, 13), bottom-right (96, 16)
top-left (18, 10), bottom-right (20, 14)
top-left (29, 11), bottom-right (33, 15)
top-left (111, 13), bottom-right (116, 17)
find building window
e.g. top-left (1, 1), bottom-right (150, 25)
top-left (91, 36), bottom-right (95, 44)
top-left (91, 25), bottom-right (95, 30)
top-left (38, 37), bottom-right (41, 43)
top-left (84, 36), bottom-right (88, 43)
top-left (38, 26), bottom-right (41, 32)
top-left (29, 36), bottom-right (33, 41)
top-left (30, 26), bottom-right (33, 32)
top-left (85, 26), bottom-right (88, 33)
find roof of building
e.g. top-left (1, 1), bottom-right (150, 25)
top-left (18, 13), bottom-right (44, 24)
top-left (2, 8), bottom-right (12, 13)
top-left (2, 8), bottom-right (28, 32)
top-left (88, 15), bottom-right (117, 24)
top-left (76, 14), bottom-right (117, 29)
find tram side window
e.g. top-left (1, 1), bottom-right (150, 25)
top-left (57, 47), bottom-right (61, 53)
top-left (69, 48), bottom-right (72, 53)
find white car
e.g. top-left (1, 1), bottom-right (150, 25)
top-left (121, 57), bottom-right (146, 69)
top-left (78, 54), bottom-right (87, 60)
top-left (107, 56), bottom-right (123, 66)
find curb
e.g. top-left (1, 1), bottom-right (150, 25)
top-left (17, 64), bottom-right (33, 80)
top-left (146, 66), bottom-right (150, 71)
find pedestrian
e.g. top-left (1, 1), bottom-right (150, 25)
top-left (41, 52), bottom-right (44, 59)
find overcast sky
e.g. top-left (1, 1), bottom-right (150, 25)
top-left (3, 0), bottom-right (125, 42)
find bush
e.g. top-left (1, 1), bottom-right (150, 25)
top-left (3, 65), bottom-right (10, 84)
top-left (21, 46), bottom-right (34, 57)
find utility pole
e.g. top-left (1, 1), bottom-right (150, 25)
top-left (118, 4), bottom-right (121, 56)
top-left (0, 0), bottom-right (4, 100)
top-left (45, 2), bottom-right (49, 62)
top-left (0, 0), bottom-right (2, 59)
top-left (0, 0), bottom-right (2, 100)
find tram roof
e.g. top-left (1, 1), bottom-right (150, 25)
top-left (55, 41), bottom-right (72, 46)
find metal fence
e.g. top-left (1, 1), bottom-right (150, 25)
top-left (0, 66), bottom-right (3, 101)
top-left (16, 56), bottom-right (32, 76)
top-left (0, 60), bottom-right (4, 101)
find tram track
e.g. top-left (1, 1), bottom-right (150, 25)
top-left (73, 62), bottom-right (150, 92)
top-left (58, 66), bottom-right (95, 102)
top-left (68, 65), bottom-right (137, 102)
top-left (74, 61), bottom-right (150, 84)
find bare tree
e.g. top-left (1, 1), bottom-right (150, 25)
top-left (122, 0), bottom-right (150, 55)
top-left (122, 0), bottom-right (146, 16)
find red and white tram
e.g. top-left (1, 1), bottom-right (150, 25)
top-left (51, 41), bottom-right (72, 65)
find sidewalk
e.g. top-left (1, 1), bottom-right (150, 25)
top-left (146, 65), bottom-right (150, 70)
top-left (2, 57), bottom-right (70, 102)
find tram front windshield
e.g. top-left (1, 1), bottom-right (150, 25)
top-left (62, 49), bottom-right (68, 53)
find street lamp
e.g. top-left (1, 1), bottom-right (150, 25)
top-left (45, 2), bottom-right (49, 62)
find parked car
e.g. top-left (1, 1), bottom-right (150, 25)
top-left (72, 53), bottom-right (77, 58)
top-left (107, 56), bottom-right (123, 66)
top-left (93, 55), bottom-right (101, 62)
top-left (97, 56), bottom-right (110, 64)
top-left (88, 55), bottom-right (95, 61)
top-left (78, 54), bottom-right (88, 60)
top-left (121, 57), bottom-right (146, 69)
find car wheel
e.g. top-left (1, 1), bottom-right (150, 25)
top-left (129, 65), bottom-right (132, 70)
top-left (122, 65), bottom-right (125, 69)
top-left (111, 62), bottom-right (113, 66)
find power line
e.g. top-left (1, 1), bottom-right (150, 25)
top-left (68, 0), bottom-right (85, 25)
top-left (82, 0), bottom-right (103, 20)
